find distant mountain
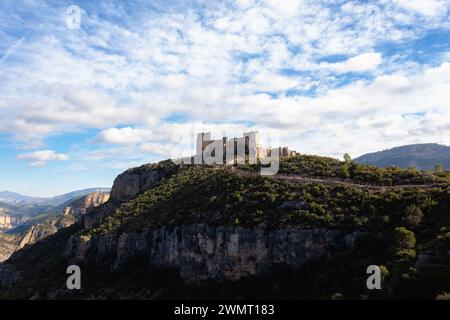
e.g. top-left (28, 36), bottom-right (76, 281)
top-left (41, 188), bottom-right (111, 206)
top-left (0, 188), bottom-right (111, 232)
top-left (7, 191), bottom-right (111, 234)
top-left (0, 188), bottom-right (111, 207)
top-left (0, 191), bottom-right (110, 262)
top-left (15, 192), bottom-right (110, 251)
top-left (0, 191), bottom-right (44, 205)
top-left (354, 143), bottom-right (450, 170)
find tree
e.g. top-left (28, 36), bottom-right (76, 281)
top-left (343, 153), bottom-right (352, 163)
top-left (434, 163), bottom-right (444, 174)
top-left (405, 204), bottom-right (423, 227)
top-left (340, 163), bottom-right (350, 179)
top-left (391, 227), bottom-right (416, 260)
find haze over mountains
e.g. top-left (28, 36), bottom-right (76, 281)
top-left (355, 144), bottom-right (450, 170)
top-left (0, 188), bottom-right (111, 206)
top-left (0, 188), bottom-right (111, 231)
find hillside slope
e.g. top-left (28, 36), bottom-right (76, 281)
top-left (0, 157), bottom-right (449, 299)
top-left (0, 192), bottom-right (110, 263)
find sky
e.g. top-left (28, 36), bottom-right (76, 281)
top-left (0, 0), bottom-right (450, 196)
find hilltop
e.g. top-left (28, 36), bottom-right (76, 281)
top-left (0, 155), bottom-right (449, 299)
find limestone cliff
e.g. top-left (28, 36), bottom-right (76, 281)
top-left (17, 192), bottom-right (110, 249)
top-left (67, 162), bottom-right (364, 283)
top-left (65, 224), bottom-right (363, 283)
top-left (0, 232), bottom-right (19, 262)
top-left (109, 161), bottom-right (177, 203)
top-left (17, 214), bottom-right (75, 249)
top-left (82, 162), bottom-right (177, 229)
top-left (64, 192), bottom-right (110, 218)
top-left (0, 213), bottom-right (12, 230)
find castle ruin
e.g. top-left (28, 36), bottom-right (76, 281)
top-left (180, 131), bottom-right (298, 165)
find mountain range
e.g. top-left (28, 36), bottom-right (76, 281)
top-left (0, 188), bottom-right (111, 206)
top-left (0, 191), bottom-right (110, 262)
top-left (355, 143), bottom-right (450, 170)
top-left (0, 188), bottom-right (111, 232)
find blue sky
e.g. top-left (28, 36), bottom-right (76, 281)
top-left (0, 0), bottom-right (450, 196)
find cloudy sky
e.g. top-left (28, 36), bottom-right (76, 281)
top-left (1, 0), bottom-right (450, 196)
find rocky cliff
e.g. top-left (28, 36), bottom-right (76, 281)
top-left (82, 162), bottom-right (177, 230)
top-left (17, 214), bottom-right (76, 250)
top-left (0, 213), bottom-right (12, 230)
top-left (17, 192), bottom-right (110, 250)
top-left (110, 161), bottom-right (178, 203)
top-left (66, 224), bottom-right (363, 283)
top-left (0, 232), bottom-right (19, 262)
top-left (64, 192), bottom-right (110, 218)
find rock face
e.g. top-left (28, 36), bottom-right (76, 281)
top-left (17, 192), bottom-right (110, 250)
top-left (64, 192), bottom-right (110, 218)
top-left (0, 213), bottom-right (12, 230)
top-left (83, 163), bottom-right (177, 229)
top-left (110, 163), bottom-right (177, 203)
top-left (66, 224), bottom-right (363, 283)
top-left (0, 232), bottom-right (18, 262)
top-left (17, 215), bottom-right (75, 250)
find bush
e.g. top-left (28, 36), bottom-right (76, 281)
top-left (404, 204), bottom-right (423, 228)
top-left (391, 227), bottom-right (416, 260)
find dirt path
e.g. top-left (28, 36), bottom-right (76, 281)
top-left (232, 168), bottom-right (448, 190)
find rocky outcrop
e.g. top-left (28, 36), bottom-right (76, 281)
top-left (17, 214), bottom-right (76, 250)
top-left (0, 232), bottom-right (19, 262)
top-left (17, 192), bottom-right (110, 250)
top-left (66, 224), bottom-right (364, 283)
top-left (83, 163), bottom-right (177, 229)
top-left (64, 192), bottom-right (110, 218)
top-left (0, 213), bottom-right (12, 230)
top-left (110, 162), bottom-right (177, 203)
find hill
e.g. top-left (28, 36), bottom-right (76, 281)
top-left (355, 143), bottom-right (450, 170)
top-left (0, 192), bottom-right (110, 262)
top-left (0, 188), bottom-right (111, 206)
top-left (0, 191), bottom-right (43, 205)
top-left (0, 156), bottom-right (449, 300)
top-left (0, 188), bottom-right (111, 232)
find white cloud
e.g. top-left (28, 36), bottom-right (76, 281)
top-left (320, 53), bottom-right (383, 73)
top-left (393, 0), bottom-right (449, 16)
top-left (17, 150), bottom-right (69, 167)
top-left (1, 0), bottom-right (450, 169)
top-left (95, 127), bottom-right (153, 145)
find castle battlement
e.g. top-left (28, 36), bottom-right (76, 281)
top-left (180, 131), bottom-right (298, 165)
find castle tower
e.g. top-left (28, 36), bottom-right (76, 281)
top-left (244, 131), bottom-right (260, 164)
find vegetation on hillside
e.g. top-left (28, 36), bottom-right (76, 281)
top-left (1, 155), bottom-right (449, 300)
top-left (241, 154), bottom-right (450, 185)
